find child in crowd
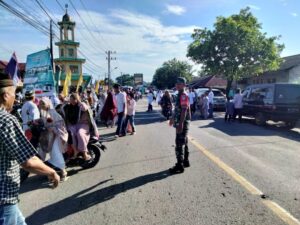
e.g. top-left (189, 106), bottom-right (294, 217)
top-left (225, 97), bottom-right (234, 122)
top-left (121, 92), bottom-right (136, 135)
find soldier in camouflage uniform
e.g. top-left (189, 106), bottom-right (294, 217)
top-left (169, 77), bottom-right (191, 174)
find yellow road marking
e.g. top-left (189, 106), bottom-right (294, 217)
top-left (188, 136), bottom-right (262, 195)
top-left (188, 136), bottom-right (300, 225)
top-left (262, 200), bottom-right (300, 225)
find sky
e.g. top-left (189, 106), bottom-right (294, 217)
top-left (1, 0), bottom-right (300, 82)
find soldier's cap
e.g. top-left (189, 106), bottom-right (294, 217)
top-left (176, 77), bottom-right (186, 85)
top-left (25, 90), bottom-right (35, 99)
top-left (113, 83), bottom-right (121, 88)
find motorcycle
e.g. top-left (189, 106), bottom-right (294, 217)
top-left (20, 120), bottom-right (107, 183)
top-left (161, 104), bottom-right (172, 120)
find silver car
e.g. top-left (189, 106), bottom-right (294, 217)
top-left (195, 88), bottom-right (226, 110)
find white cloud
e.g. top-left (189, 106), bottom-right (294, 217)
top-left (291, 12), bottom-right (298, 17)
top-left (165, 4), bottom-right (186, 15)
top-left (279, 0), bottom-right (288, 6)
top-left (71, 9), bottom-right (200, 81)
top-left (247, 4), bottom-right (261, 10)
top-left (0, 8), bottom-right (200, 81)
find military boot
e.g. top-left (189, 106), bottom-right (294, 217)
top-left (183, 146), bottom-right (190, 168)
top-left (183, 160), bottom-right (190, 168)
top-left (169, 163), bottom-right (184, 174)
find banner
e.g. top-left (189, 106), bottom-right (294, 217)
top-left (76, 73), bottom-right (83, 92)
top-left (95, 80), bottom-right (100, 94)
top-left (23, 49), bottom-right (57, 100)
top-left (62, 69), bottom-right (72, 97)
top-left (134, 73), bottom-right (143, 86)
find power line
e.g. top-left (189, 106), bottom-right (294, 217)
top-left (55, 0), bottom-right (64, 12)
top-left (68, 0), bottom-right (107, 53)
top-left (34, 0), bottom-right (60, 30)
top-left (13, 0), bottom-right (49, 26)
top-left (78, 49), bottom-right (105, 70)
top-left (53, 0), bottom-right (106, 57)
top-left (0, 0), bottom-right (50, 36)
top-left (50, 16), bottom-right (105, 73)
top-left (78, 0), bottom-right (113, 50)
top-left (1, 0), bottom-right (105, 76)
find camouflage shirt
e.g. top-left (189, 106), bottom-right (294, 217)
top-left (173, 91), bottom-right (191, 127)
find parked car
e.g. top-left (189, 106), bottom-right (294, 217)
top-left (242, 83), bottom-right (300, 128)
top-left (195, 88), bottom-right (226, 110)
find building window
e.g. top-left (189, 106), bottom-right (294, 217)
top-left (68, 48), bottom-right (74, 57)
top-left (70, 65), bottom-right (79, 74)
top-left (272, 78), bottom-right (276, 83)
top-left (60, 49), bottom-right (64, 57)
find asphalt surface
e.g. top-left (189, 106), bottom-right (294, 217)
top-left (19, 99), bottom-right (300, 225)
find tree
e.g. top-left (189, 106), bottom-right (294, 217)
top-left (115, 74), bottom-right (134, 86)
top-left (187, 7), bottom-right (284, 96)
top-left (152, 58), bottom-right (193, 89)
top-left (197, 69), bottom-right (208, 78)
top-left (104, 78), bottom-right (114, 86)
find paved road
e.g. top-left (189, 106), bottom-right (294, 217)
top-left (19, 99), bottom-right (300, 225)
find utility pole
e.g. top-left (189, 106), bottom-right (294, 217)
top-left (50, 19), bottom-right (58, 91)
top-left (106, 50), bottom-right (116, 89)
top-left (50, 20), bottom-right (54, 72)
top-left (120, 72), bottom-right (123, 85)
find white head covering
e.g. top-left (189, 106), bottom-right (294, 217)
top-left (40, 97), bottom-right (54, 109)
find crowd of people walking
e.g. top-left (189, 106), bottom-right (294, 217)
top-left (0, 65), bottom-right (248, 225)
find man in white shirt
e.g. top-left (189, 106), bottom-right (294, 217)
top-left (113, 84), bottom-right (126, 136)
top-left (233, 88), bottom-right (244, 122)
top-left (147, 91), bottom-right (154, 112)
top-left (21, 90), bottom-right (40, 148)
top-left (188, 88), bottom-right (196, 115)
top-left (208, 87), bottom-right (214, 118)
top-left (21, 91), bottom-right (40, 131)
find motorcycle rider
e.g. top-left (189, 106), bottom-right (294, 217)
top-left (63, 93), bottom-right (97, 161)
top-left (21, 91), bottom-right (40, 130)
top-left (21, 90), bottom-right (40, 148)
top-left (160, 90), bottom-right (173, 120)
top-left (39, 97), bottom-right (68, 180)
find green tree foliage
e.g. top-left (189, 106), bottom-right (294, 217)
top-left (104, 78), bottom-right (114, 86)
top-left (152, 58), bottom-right (193, 89)
top-left (115, 74), bottom-right (134, 86)
top-left (187, 7), bottom-right (284, 95)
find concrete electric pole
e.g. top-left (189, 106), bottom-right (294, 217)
top-left (106, 50), bottom-right (116, 89)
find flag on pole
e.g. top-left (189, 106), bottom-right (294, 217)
top-left (62, 69), bottom-right (72, 97)
top-left (5, 52), bottom-right (19, 86)
top-left (95, 80), bottom-right (100, 94)
top-left (76, 73), bottom-right (83, 92)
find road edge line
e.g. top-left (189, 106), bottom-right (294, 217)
top-left (188, 136), bottom-right (300, 225)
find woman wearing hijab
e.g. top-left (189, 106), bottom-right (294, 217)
top-left (96, 93), bottom-right (106, 118)
top-left (39, 97), bottom-right (68, 180)
top-left (160, 90), bottom-right (173, 120)
top-left (100, 91), bottom-right (117, 127)
top-left (63, 93), bottom-right (97, 161)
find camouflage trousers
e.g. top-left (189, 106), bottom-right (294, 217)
top-left (175, 122), bottom-right (190, 163)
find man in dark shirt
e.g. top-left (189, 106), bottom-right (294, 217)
top-left (169, 77), bottom-right (191, 174)
top-left (0, 76), bottom-right (60, 225)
